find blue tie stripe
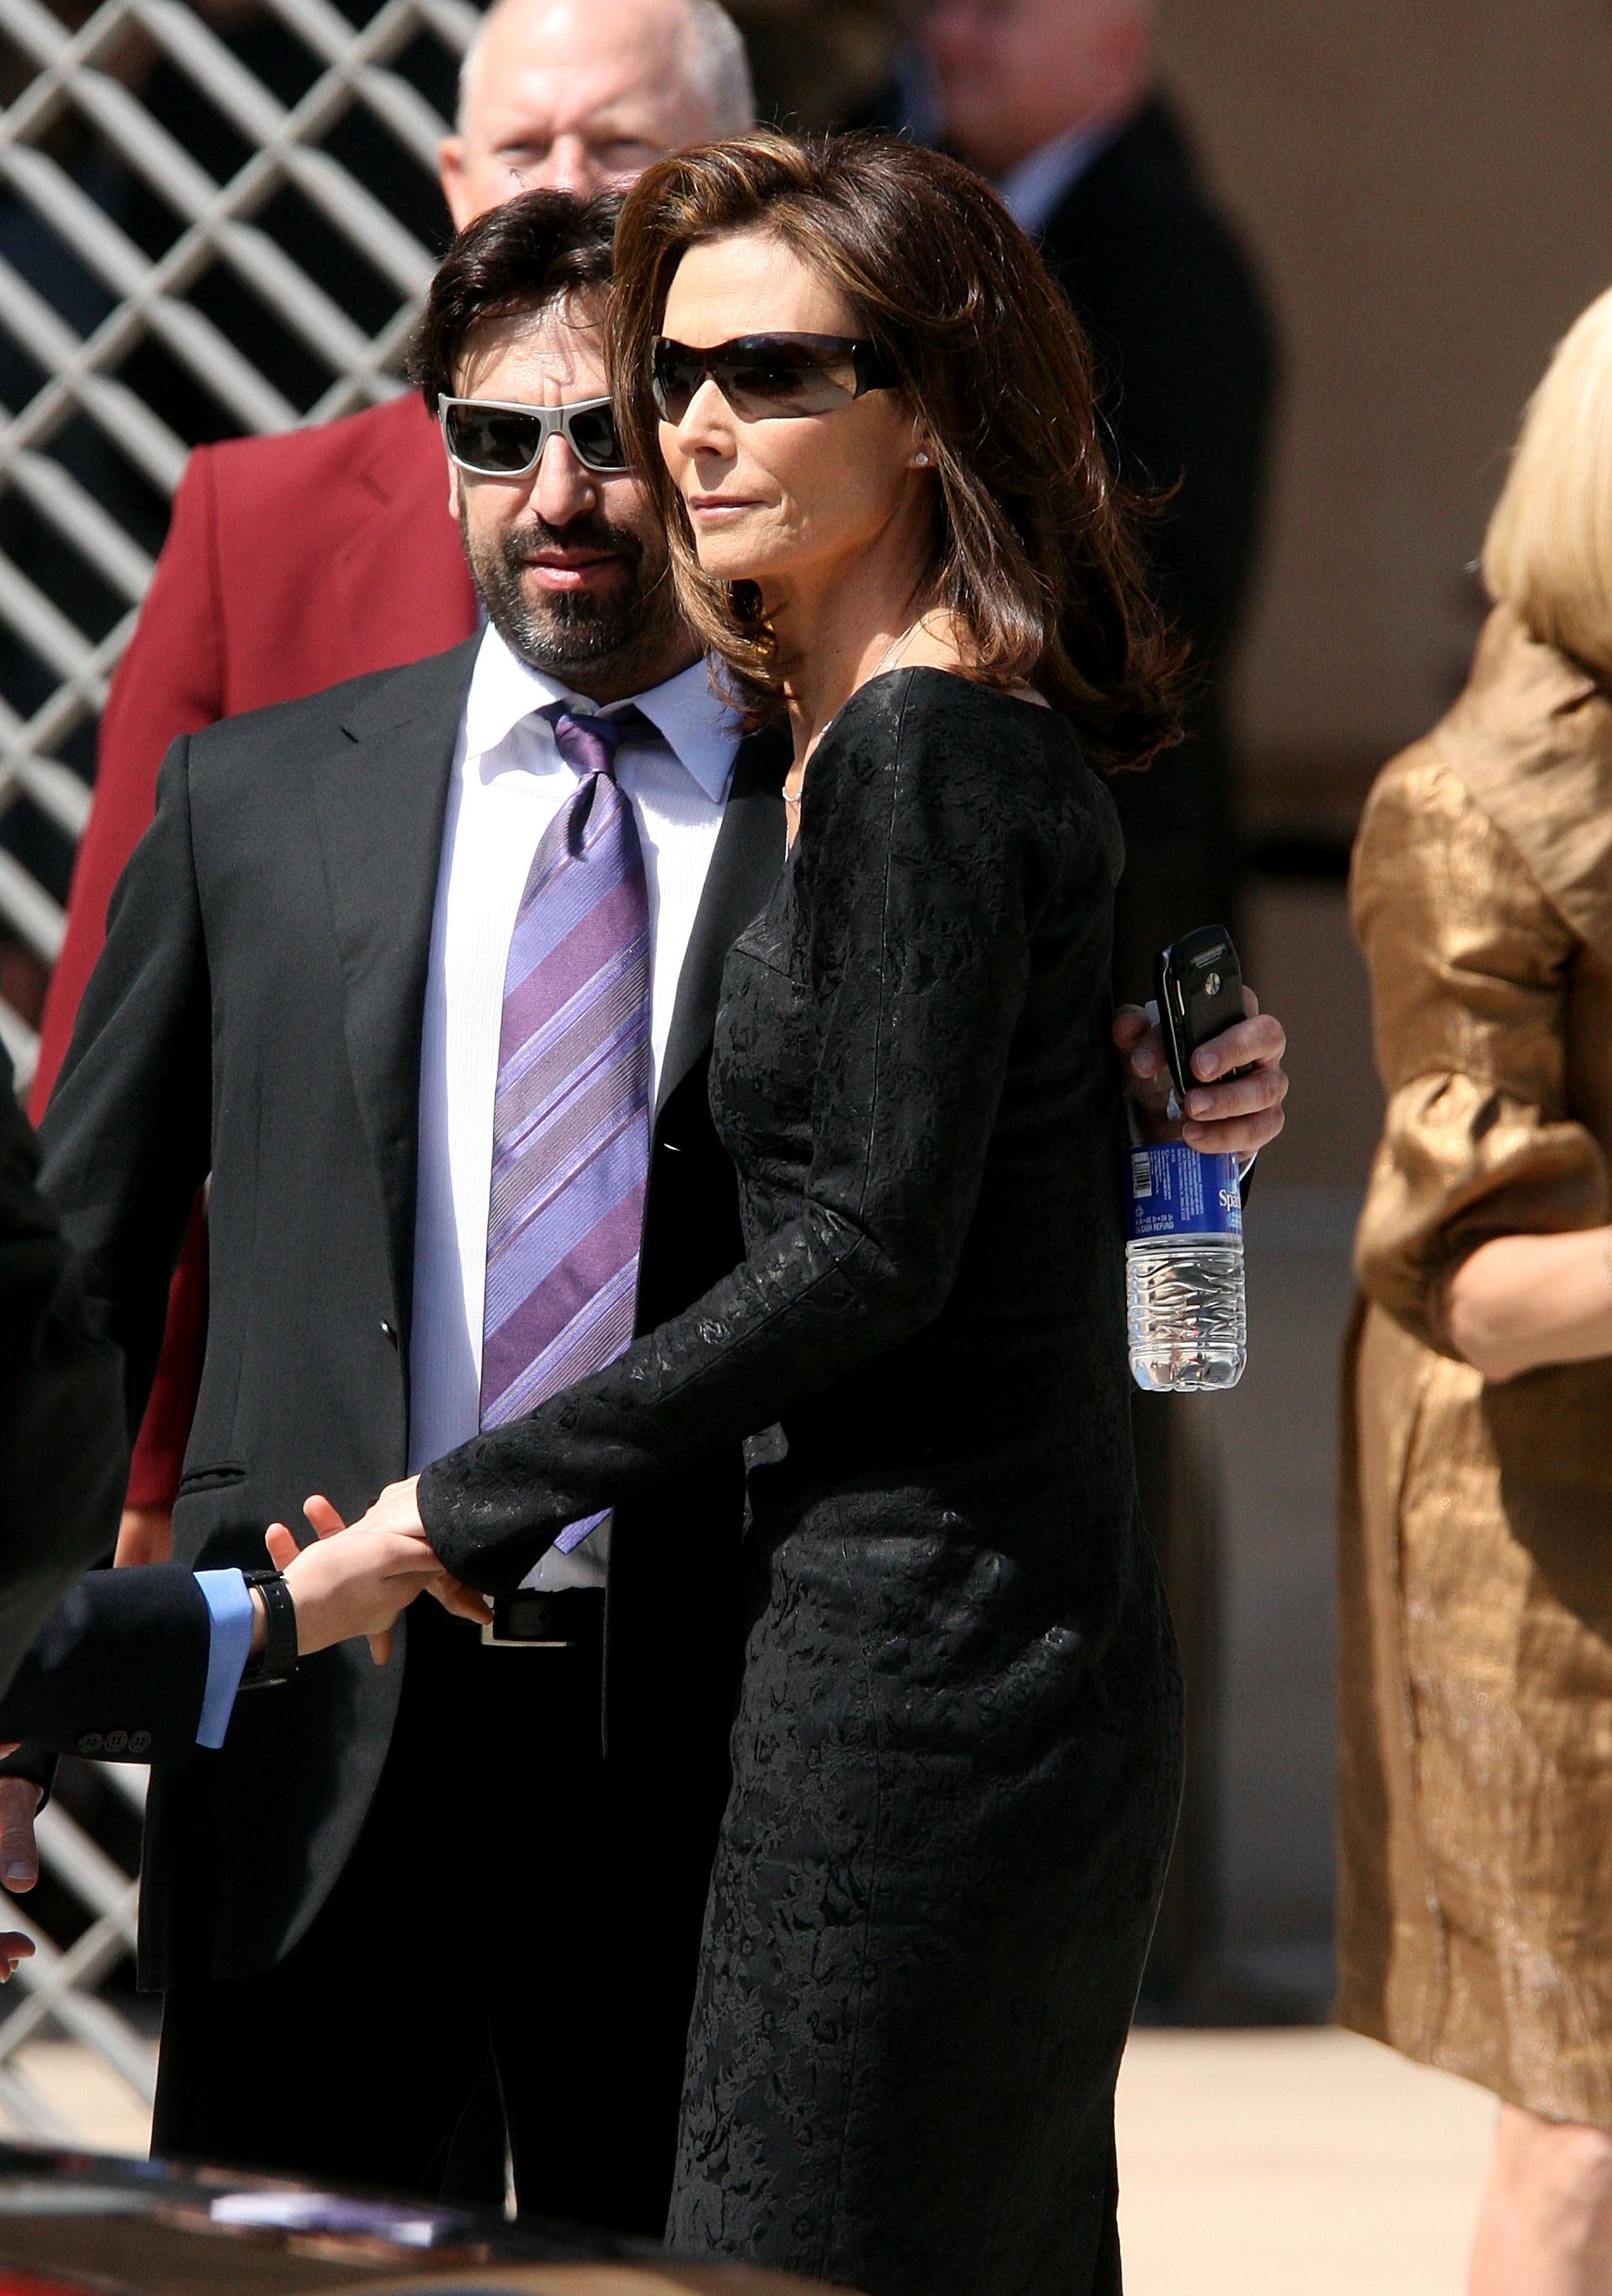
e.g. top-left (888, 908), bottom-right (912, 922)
top-left (494, 925), bottom-right (651, 1126)
top-left (491, 964), bottom-right (651, 1193)
top-left (486, 1087), bottom-right (649, 1313)
top-left (502, 821), bottom-right (643, 1003)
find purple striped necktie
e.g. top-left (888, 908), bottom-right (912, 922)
top-left (480, 701), bottom-right (655, 1552)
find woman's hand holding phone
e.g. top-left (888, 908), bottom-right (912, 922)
top-left (1114, 986), bottom-right (1288, 1160)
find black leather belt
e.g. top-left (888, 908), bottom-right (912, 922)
top-left (481, 1587), bottom-right (605, 1652)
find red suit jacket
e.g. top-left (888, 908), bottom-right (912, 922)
top-left (32, 391), bottom-right (478, 1507)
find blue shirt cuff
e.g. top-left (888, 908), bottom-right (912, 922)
top-left (194, 1570), bottom-right (256, 1750)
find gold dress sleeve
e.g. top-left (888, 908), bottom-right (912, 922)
top-left (1351, 746), bottom-right (1609, 1355)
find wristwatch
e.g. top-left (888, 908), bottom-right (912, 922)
top-left (240, 1570), bottom-right (299, 1688)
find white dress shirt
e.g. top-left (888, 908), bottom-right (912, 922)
top-left (408, 624), bottom-right (740, 1587)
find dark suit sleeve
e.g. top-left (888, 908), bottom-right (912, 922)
top-left (0, 1052), bottom-right (127, 1693)
top-left (1042, 115), bottom-right (1278, 669)
top-left (1087, 204), bottom-right (1274, 664)
top-left (31, 451), bottom-right (223, 1116)
top-left (31, 448), bottom-right (226, 1520)
top-left (0, 1566), bottom-right (210, 1759)
top-left (37, 735), bottom-right (213, 1448)
top-left (123, 1197), bottom-right (207, 1514)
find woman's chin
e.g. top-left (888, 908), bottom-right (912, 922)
top-left (693, 539), bottom-right (766, 587)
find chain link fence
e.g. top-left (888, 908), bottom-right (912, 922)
top-left (0, 1766), bottom-right (150, 2140)
top-left (0, 0), bottom-right (477, 2139)
top-left (0, 0), bottom-right (477, 1090)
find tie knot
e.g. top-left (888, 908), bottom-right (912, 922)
top-left (542, 703), bottom-right (655, 778)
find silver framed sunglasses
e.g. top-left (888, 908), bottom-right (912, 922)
top-left (438, 393), bottom-right (630, 476)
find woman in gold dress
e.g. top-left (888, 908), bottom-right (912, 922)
top-left (1344, 287), bottom-right (1612, 2293)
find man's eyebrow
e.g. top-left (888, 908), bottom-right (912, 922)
top-left (491, 105), bottom-right (654, 147)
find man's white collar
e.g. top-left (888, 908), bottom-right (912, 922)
top-left (463, 620), bottom-right (740, 803)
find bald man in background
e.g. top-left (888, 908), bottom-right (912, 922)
top-left (28, 0), bottom-right (753, 1575)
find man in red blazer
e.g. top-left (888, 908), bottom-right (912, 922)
top-left (29, 0), bottom-right (755, 1565)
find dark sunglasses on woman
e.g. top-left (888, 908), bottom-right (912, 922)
top-left (438, 393), bottom-right (629, 476)
top-left (650, 333), bottom-right (898, 424)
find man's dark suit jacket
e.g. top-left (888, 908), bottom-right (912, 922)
top-left (0, 1566), bottom-right (210, 1760)
top-left (0, 1055), bottom-right (126, 1692)
top-left (38, 637), bottom-right (787, 1990)
top-left (32, 393), bottom-right (478, 1511)
top-left (1037, 98), bottom-right (1277, 997)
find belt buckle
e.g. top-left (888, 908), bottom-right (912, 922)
top-left (480, 1590), bottom-right (594, 1650)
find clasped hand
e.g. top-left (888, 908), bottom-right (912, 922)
top-left (262, 1485), bottom-right (485, 1665)
top-left (276, 1003), bottom-right (1287, 1668)
top-left (0, 1488), bottom-right (477, 1977)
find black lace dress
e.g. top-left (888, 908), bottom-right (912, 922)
top-left (420, 667), bottom-right (1183, 2296)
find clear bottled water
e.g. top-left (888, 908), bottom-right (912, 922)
top-left (1124, 1143), bottom-right (1247, 1392)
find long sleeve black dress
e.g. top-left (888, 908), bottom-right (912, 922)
top-left (419, 667), bottom-right (1184, 2296)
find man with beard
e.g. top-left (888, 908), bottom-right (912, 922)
top-left (0, 0), bottom-right (755, 2001)
top-left (34, 190), bottom-right (788, 2223)
top-left (40, 176), bottom-right (1288, 2219)
top-left (24, 0), bottom-right (755, 1590)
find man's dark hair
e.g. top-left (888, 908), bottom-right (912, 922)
top-left (410, 188), bottom-right (621, 409)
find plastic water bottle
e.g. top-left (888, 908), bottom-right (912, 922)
top-left (1124, 1141), bottom-right (1246, 1392)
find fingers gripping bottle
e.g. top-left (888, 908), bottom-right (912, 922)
top-left (1126, 923), bottom-right (1251, 1391)
top-left (1125, 1143), bottom-right (1247, 1392)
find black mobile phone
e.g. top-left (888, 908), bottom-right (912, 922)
top-left (1154, 925), bottom-right (1248, 1104)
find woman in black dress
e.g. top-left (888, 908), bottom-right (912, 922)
top-left (364, 135), bottom-right (1285, 2294)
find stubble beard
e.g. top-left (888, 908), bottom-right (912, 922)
top-left (464, 507), bottom-right (690, 699)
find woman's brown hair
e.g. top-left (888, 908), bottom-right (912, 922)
top-left (609, 129), bottom-right (1183, 769)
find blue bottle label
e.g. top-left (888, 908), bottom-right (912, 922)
top-left (1124, 1143), bottom-right (1243, 1241)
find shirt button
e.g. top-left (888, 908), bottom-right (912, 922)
top-left (380, 1319), bottom-right (398, 1348)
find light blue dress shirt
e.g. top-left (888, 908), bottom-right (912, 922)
top-left (193, 1569), bottom-right (257, 1749)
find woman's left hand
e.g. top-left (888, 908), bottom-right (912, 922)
top-left (340, 1476), bottom-right (431, 1544)
top-left (1114, 987), bottom-right (1288, 1159)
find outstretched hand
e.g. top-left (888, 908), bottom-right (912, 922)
top-left (1114, 986), bottom-right (1287, 1160)
top-left (263, 1489), bottom-right (451, 1666)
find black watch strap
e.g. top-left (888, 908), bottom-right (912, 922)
top-left (240, 1570), bottom-right (299, 1688)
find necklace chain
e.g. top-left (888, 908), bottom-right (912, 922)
top-left (870, 615), bottom-right (924, 683)
top-left (784, 616), bottom-right (928, 817)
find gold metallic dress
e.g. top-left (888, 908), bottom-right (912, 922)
top-left (1342, 603), bottom-right (1612, 2123)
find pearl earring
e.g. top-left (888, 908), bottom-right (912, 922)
top-left (912, 450), bottom-right (931, 467)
